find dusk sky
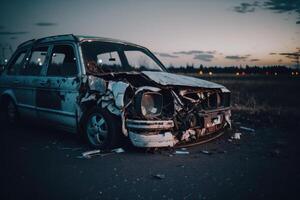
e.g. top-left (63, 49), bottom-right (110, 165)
top-left (0, 0), bottom-right (299, 67)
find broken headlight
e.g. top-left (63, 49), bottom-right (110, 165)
top-left (135, 92), bottom-right (163, 118)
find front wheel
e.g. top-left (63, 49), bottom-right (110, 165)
top-left (82, 107), bottom-right (123, 149)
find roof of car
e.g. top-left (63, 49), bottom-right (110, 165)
top-left (17, 34), bottom-right (143, 49)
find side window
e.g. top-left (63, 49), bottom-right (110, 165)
top-left (7, 51), bottom-right (27, 75)
top-left (21, 46), bottom-right (49, 76)
top-left (47, 45), bottom-right (78, 76)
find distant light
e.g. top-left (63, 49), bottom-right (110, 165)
top-left (209, 71), bottom-right (213, 76)
top-left (37, 58), bottom-right (41, 62)
top-left (236, 72), bottom-right (240, 76)
top-left (199, 70), bottom-right (203, 75)
top-left (4, 59), bottom-right (8, 63)
top-left (242, 72), bottom-right (246, 76)
top-left (296, 72), bottom-right (299, 76)
top-left (274, 72), bottom-right (278, 76)
top-left (292, 72), bottom-right (294, 76)
top-left (266, 72), bottom-right (269, 75)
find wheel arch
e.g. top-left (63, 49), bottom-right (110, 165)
top-left (0, 90), bottom-right (17, 109)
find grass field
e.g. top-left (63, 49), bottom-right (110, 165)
top-left (192, 74), bottom-right (300, 127)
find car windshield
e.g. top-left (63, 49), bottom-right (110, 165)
top-left (81, 41), bottom-right (165, 74)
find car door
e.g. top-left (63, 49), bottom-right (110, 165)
top-left (18, 46), bottom-right (50, 119)
top-left (36, 43), bottom-right (81, 132)
top-left (1, 48), bottom-right (36, 118)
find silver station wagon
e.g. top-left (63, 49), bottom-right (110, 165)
top-left (0, 35), bottom-right (231, 148)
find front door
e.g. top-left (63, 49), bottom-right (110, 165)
top-left (36, 43), bottom-right (80, 132)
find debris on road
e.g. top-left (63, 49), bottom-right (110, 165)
top-left (174, 150), bottom-right (190, 155)
top-left (111, 148), bottom-right (125, 153)
top-left (200, 150), bottom-right (212, 155)
top-left (232, 132), bottom-right (242, 140)
top-left (81, 150), bottom-right (101, 159)
top-left (240, 126), bottom-right (255, 133)
top-left (152, 174), bottom-right (166, 180)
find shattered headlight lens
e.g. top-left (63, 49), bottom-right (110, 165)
top-left (137, 92), bottom-right (163, 118)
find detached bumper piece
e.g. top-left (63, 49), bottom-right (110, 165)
top-left (126, 109), bottom-right (231, 148)
top-left (126, 119), bottom-right (177, 147)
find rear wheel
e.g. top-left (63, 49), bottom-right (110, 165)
top-left (82, 106), bottom-right (123, 149)
top-left (4, 98), bottom-right (19, 124)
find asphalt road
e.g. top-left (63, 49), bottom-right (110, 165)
top-left (1, 114), bottom-right (299, 200)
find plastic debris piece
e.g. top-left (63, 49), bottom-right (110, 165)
top-left (200, 150), bottom-right (212, 155)
top-left (174, 150), bottom-right (190, 155)
top-left (152, 174), bottom-right (165, 180)
top-left (240, 126), bottom-right (255, 132)
top-left (82, 150), bottom-right (101, 158)
top-left (111, 148), bottom-right (125, 153)
top-left (232, 132), bottom-right (242, 140)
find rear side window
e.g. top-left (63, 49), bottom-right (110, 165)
top-left (47, 45), bottom-right (77, 76)
top-left (7, 51), bottom-right (27, 75)
top-left (21, 46), bottom-right (49, 76)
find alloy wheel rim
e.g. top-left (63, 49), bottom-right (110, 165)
top-left (86, 113), bottom-right (108, 146)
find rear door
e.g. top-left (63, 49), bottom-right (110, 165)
top-left (36, 43), bottom-right (80, 132)
top-left (1, 49), bottom-right (35, 118)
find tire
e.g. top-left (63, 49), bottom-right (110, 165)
top-left (82, 106), bottom-right (123, 149)
top-left (3, 98), bottom-right (19, 124)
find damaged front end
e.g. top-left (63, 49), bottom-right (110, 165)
top-left (79, 72), bottom-right (231, 148)
top-left (125, 81), bottom-right (231, 147)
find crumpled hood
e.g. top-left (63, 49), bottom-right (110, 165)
top-left (142, 71), bottom-right (226, 89)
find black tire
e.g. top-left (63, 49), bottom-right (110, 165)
top-left (3, 98), bottom-right (19, 125)
top-left (81, 106), bottom-right (124, 149)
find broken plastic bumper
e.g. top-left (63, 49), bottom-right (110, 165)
top-left (126, 119), bottom-right (176, 147)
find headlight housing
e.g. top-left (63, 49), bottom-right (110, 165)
top-left (135, 92), bottom-right (163, 118)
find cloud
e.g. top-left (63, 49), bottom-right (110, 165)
top-left (269, 52), bottom-right (277, 55)
top-left (0, 31), bottom-right (28, 35)
top-left (233, 1), bottom-right (300, 24)
top-left (154, 52), bottom-right (178, 58)
top-left (173, 50), bottom-right (216, 55)
top-left (250, 58), bottom-right (260, 62)
top-left (233, 2), bottom-right (259, 13)
top-left (225, 55), bottom-right (250, 61)
top-left (35, 22), bottom-right (57, 26)
top-left (263, 0), bottom-right (300, 24)
top-left (174, 50), bottom-right (204, 55)
top-left (278, 59), bottom-right (283, 63)
top-left (193, 54), bottom-right (214, 62)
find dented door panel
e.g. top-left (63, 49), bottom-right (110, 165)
top-left (36, 76), bottom-right (80, 130)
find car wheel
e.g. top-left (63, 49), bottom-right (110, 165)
top-left (83, 106), bottom-right (123, 149)
top-left (4, 98), bottom-right (19, 124)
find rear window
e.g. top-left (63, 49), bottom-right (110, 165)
top-left (7, 51), bottom-right (27, 75)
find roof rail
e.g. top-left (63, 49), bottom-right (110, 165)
top-left (34, 34), bottom-right (78, 44)
top-left (18, 34), bottom-right (78, 48)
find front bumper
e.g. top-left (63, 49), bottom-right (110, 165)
top-left (126, 108), bottom-right (231, 148)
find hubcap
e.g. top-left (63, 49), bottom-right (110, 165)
top-left (86, 113), bottom-right (108, 146)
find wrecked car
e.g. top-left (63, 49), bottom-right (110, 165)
top-left (0, 34), bottom-right (231, 148)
